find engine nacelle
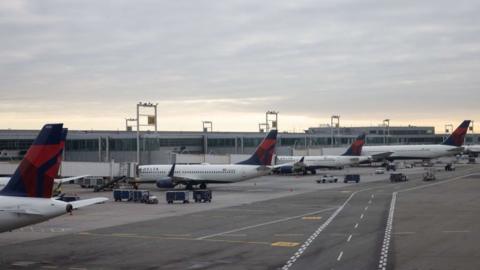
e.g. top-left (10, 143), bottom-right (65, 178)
top-left (156, 179), bottom-right (175, 189)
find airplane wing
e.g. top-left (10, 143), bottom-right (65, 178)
top-left (370, 152), bottom-right (393, 161)
top-left (70, 197), bottom-right (108, 209)
top-left (55, 175), bottom-right (90, 183)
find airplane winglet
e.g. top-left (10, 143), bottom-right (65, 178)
top-left (168, 164), bottom-right (176, 177)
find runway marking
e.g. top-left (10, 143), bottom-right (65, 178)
top-left (163, 234), bottom-right (192, 237)
top-left (368, 200), bottom-right (372, 204)
top-left (281, 186), bottom-right (381, 270)
top-left (442, 230), bottom-right (470, 233)
top-left (77, 231), bottom-right (272, 247)
top-left (371, 194), bottom-right (375, 198)
top-left (377, 170), bottom-right (480, 270)
top-left (275, 234), bottom-right (304, 237)
top-left (393, 232), bottom-right (415, 235)
top-left (302, 216), bottom-right (322, 220)
top-left (111, 233), bottom-right (137, 237)
top-left (337, 251), bottom-right (344, 261)
top-left (272, 242), bottom-right (300, 247)
top-left (223, 234), bottom-right (247, 237)
top-left (364, 206), bottom-right (369, 211)
top-left (354, 223), bottom-right (359, 229)
top-left (378, 192), bottom-right (396, 270)
top-left (360, 214), bottom-right (364, 219)
top-left (196, 207), bottom-right (337, 240)
top-left (347, 234), bottom-right (352, 242)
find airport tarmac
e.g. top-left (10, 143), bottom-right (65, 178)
top-left (0, 162), bottom-right (479, 270)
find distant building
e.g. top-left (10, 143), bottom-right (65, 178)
top-left (0, 126), bottom-right (478, 164)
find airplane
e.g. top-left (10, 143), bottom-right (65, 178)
top-left (136, 129), bottom-right (278, 189)
top-left (361, 120), bottom-right (471, 161)
top-left (0, 124), bottom-right (108, 233)
top-left (274, 133), bottom-right (378, 174)
top-left (463, 145), bottom-right (480, 157)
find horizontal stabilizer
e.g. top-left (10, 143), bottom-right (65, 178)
top-left (70, 197), bottom-right (108, 209)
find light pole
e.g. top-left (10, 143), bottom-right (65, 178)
top-left (383, 119), bottom-right (390, 144)
top-left (202, 121), bottom-right (213, 155)
top-left (266, 110), bottom-right (279, 132)
top-left (135, 102), bottom-right (158, 165)
top-left (331, 115), bottom-right (340, 146)
top-left (258, 123), bottom-right (268, 133)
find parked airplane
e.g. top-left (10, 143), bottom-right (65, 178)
top-left (361, 120), bottom-right (471, 161)
top-left (0, 124), bottom-right (107, 233)
top-left (274, 133), bottom-right (375, 174)
top-left (137, 129), bottom-right (278, 189)
top-left (464, 145), bottom-right (480, 157)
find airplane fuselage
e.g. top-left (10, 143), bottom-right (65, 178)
top-left (139, 164), bottom-right (270, 184)
top-left (362, 144), bottom-right (462, 160)
top-left (276, 155), bottom-right (368, 169)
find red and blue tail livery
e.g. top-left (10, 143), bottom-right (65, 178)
top-left (0, 124), bottom-right (66, 198)
top-left (442, 120), bottom-right (471, 147)
top-left (237, 129), bottom-right (278, 166)
top-left (342, 133), bottom-right (366, 156)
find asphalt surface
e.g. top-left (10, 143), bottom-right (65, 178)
top-left (1, 163), bottom-right (479, 270)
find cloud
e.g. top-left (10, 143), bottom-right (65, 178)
top-left (0, 0), bottom-right (479, 131)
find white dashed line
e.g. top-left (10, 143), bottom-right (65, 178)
top-left (281, 189), bottom-right (365, 270)
top-left (360, 214), bottom-right (364, 219)
top-left (354, 223), bottom-right (359, 229)
top-left (368, 200), bottom-right (372, 204)
top-left (337, 251), bottom-right (344, 261)
top-left (364, 206), bottom-right (369, 211)
top-left (378, 172), bottom-right (480, 270)
top-left (347, 234), bottom-right (353, 242)
top-left (371, 194), bottom-right (375, 198)
top-left (378, 192), bottom-right (397, 270)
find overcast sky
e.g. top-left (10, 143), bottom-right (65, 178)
top-left (0, 0), bottom-right (479, 132)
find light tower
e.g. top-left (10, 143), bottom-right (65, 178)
top-left (383, 119), bottom-right (390, 144)
top-left (135, 102), bottom-right (158, 165)
top-left (330, 115), bottom-right (340, 146)
top-left (266, 110), bottom-right (279, 132)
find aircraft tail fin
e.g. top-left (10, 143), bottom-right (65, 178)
top-left (0, 124), bottom-right (66, 198)
top-left (442, 120), bottom-right (471, 147)
top-left (342, 133), bottom-right (366, 156)
top-left (237, 129), bottom-right (278, 166)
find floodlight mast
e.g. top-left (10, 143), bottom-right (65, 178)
top-left (330, 115), bottom-right (340, 146)
top-left (202, 121), bottom-right (213, 154)
top-left (135, 102), bottom-right (158, 165)
top-left (266, 110), bottom-right (279, 132)
top-left (383, 119), bottom-right (390, 144)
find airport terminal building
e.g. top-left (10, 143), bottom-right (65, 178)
top-left (0, 125), bottom-right (478, 164)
